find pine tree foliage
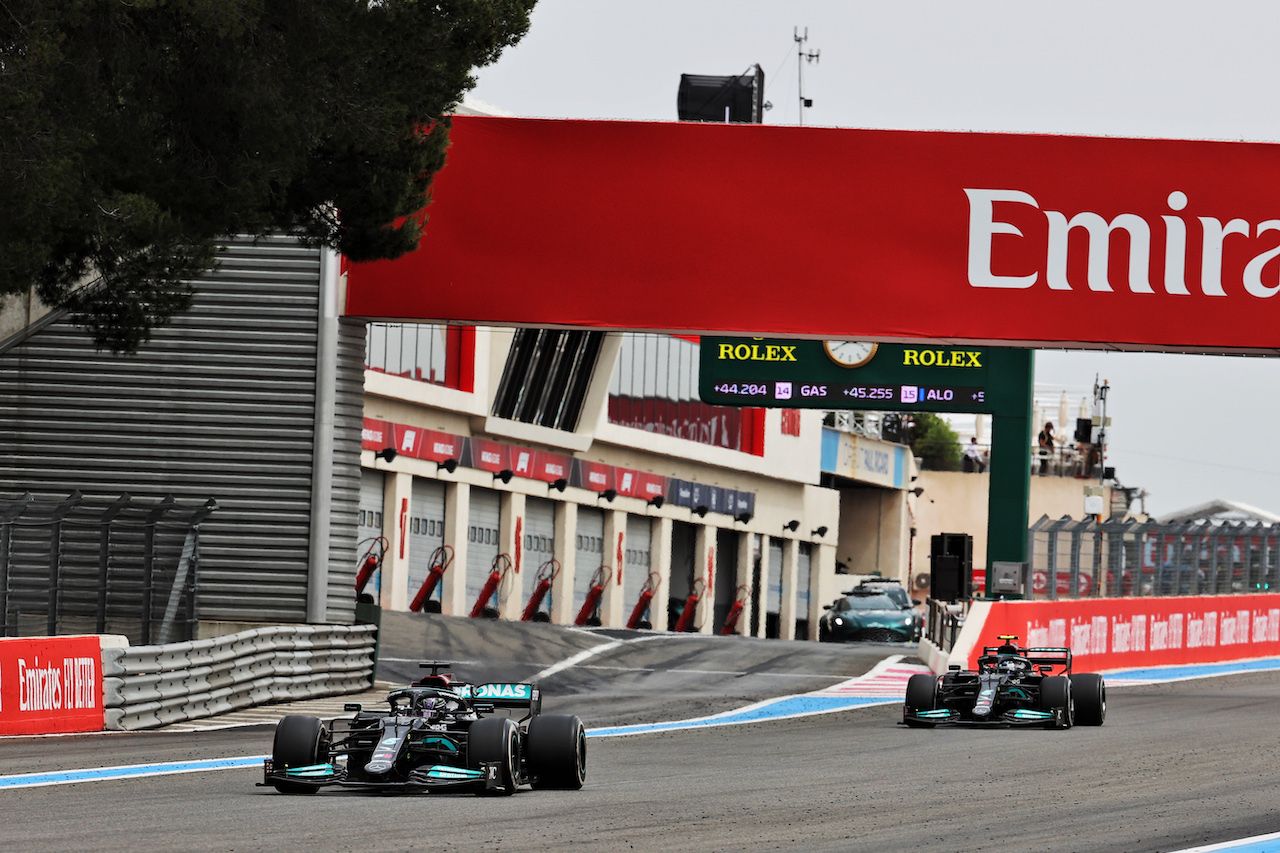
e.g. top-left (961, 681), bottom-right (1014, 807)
top-left (0, 0), bottom-right (535, 351)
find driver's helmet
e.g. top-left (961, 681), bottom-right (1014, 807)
top-left (997, 655), bottom-right (1027, 673)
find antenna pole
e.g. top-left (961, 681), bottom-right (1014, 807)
top-left (794, 26), bottom-right (820, 125)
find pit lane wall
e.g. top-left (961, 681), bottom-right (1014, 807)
top-left (923, 595), bottom-right (1280, 674)
top-left (1, 625), bottom-right (376, 735)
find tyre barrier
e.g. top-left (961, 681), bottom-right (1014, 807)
top-left (101, 624), bottom-right (377, 731)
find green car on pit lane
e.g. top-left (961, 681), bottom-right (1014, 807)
top-left (818, 589), bottom-right (918, 643)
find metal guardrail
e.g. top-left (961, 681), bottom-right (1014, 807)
top-left (101, 623), bottom-right (377, 730)
top-left (925, 598), bottom-right (968, 653)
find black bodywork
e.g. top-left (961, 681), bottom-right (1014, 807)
top-left (260, 662), bottom-right (587, 795)
top-left (903, 636), bottom-right (1107, 729)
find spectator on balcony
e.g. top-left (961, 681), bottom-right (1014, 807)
top-left (1037, 421), bottom-right (1057, 475)
top-left (963, 437), bottom-right (986, 473)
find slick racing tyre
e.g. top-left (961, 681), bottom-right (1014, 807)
top-left (1070, 672), bottom-right (1106, 726)
top-left (272, 714), bottom-right (328, 794)
top-left (904, 673), bottom-right (938, 728)
top-left (526, 714), bottom-right (587, 790)
top-left (468, 717), bottom-right (520, 796)
top-left (1039, 676), bottom-right (1075, 728)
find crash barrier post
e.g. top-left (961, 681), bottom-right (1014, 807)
top-left (673, 578), bottom-right (705, 633)
top-left (410, 545), bottom-right (454, 613)
top-left (100, 623), bottom-right (377, 730)
top-left (626, 572), bottom-right (661, 629)
top-left (719, 585), bottom-right (751, 635)
top-left (355, 536), bottom-right (388, 596)
top-left (574, 566), bottom-right (612, 627)
top-left (0, 492), bottom-right (217, 644)
top-left (521, 559), bottom-right (560, 622)
top-left (469, 554), bottom-right (512, 618)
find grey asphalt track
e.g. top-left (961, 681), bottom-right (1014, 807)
top-left (2, 613), bottom-right (1277, 853)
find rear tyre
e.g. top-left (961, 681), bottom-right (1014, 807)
top-left (904, 673), bottom-right (938, 728)
top-left (1039, 676), bottom-right (1074, 728)
top-left (1070, 673), bottom-right (1106, 726)
top-left (272, 714), bottom-right (328, 794)
top-left (468, 717), bottom-right (519, 796)
top-left (526, 714), bottom-right (587, 790)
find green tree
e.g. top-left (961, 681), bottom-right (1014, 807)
top-left (909, 412), bottom-right (962, 471)
top-left (0, 0), bottom-right (535, 352)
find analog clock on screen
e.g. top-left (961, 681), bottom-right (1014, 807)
top-left (823, 341), bottom-right (878, 368)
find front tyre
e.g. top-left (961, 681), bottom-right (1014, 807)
top-left (468, 717), bottom-right (520, 796)
top-left (1040, 676), bottom-right (1074, 729)
top-left (903, 673), bottom-right (938, 728)
top-left (526, 714), bottom-right (586, 790)
top-left (271, 714), bottom-right (328, 794)
top-left (1070, 673), bottom-right (1106, 726)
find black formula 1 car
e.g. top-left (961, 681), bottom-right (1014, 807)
top-left (903, 635), bottom-right (1106, 729)
top-left (260, 662), bottom-right (586, 795)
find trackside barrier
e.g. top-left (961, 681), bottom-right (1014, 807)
top-left (923, 594), bottom-right (1280, 674)
top-left (101, 624), bottom-right (377, 731)
top-left (0, 634), bottom-right (125, 735)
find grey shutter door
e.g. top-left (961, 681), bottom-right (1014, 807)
top-left (357, 470), bottom-right (386, 597)
top-left (796, 543), bottom-right (812, 626)
top-left (408, 479), bottom-right (446, 599)
top-left (767, 539), bottom-right (784, 614)
top-left (466, 489), bottom-right (501, 610)
top-left (623, 516), bottom-right (653, 617)
top-left (524, 497), bottom-right (556, 575)
top-left (0, 236), bottom-right (337, 624)
top-left (574, 507), bottom-right (606, 611)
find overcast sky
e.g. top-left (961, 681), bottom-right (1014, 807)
top-left (471, 1), bottom-right (1280, 519)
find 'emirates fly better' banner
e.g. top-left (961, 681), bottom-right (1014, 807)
top-left (963, 595), bottom-right (1280, 672)
top-left (347, 117), bottom-right (1280, 353)
top-left (0, 636), bottom-right (103, 735)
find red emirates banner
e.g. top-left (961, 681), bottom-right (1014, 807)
top-left (971, 596), bottom-right (1280, 672)
top-left (575, 460), bottom-right (613, 493)
top-left (347, 116), bottom-right (1280, 351)
top-left (0, 636), bottom-right (103, 735)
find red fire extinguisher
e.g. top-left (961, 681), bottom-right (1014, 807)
top-left (521, 559), bottom-right (560, 622)
top-left (673, 578), bottom-right (705, 633)
top-left (354, 537), bottom-right (388, 596)
top-left (574, 565), bottom-right (613, 627)
top-left (469, 554), bottom-right (513, 618)
top-left (626, 572), bottom-right (662, 629)
top-left (410, 545), bottom-right (454, 613)
top-left (720, 585), bottom-right (751, 635)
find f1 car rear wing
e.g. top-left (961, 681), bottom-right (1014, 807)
top-left (980, 645), bottom-right (1073, 673)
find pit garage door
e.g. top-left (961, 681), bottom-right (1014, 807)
top-left (795, 543), bottom-right (812, 640)
top-left (466, 489), bottom-right (501, 612)
top-left (574, 506), bottom-right (605, 616)
top-left (766, 537), bottom-right (784, 639)
top-left (358, 470), bottom-right (386, 597)
top-left (408, 479), bottom-right (446, 607)
top-left (623, 516), bottom-right (653, 624)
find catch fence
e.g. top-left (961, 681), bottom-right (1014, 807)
top-left (0, 492), bottom-right (217, 644)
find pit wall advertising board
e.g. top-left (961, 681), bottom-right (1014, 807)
top-left (950, 596), bottom-right (1280, 673)
top-left (0, 636), bottom-right (106, 735)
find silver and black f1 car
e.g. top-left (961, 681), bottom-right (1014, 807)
top-left (903, 635), bottom-right (1106, 729)
top-left (260, 662), bottom-right (586, 795)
